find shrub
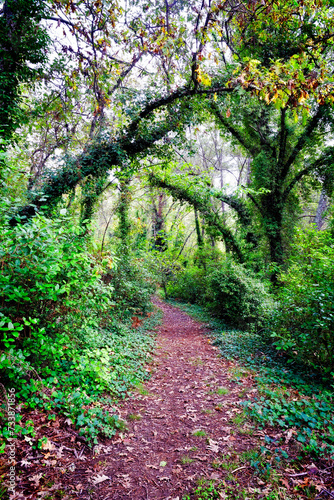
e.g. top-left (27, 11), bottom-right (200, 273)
top-left (167, 266), bottom-right (207, 303)
top-left (269, 227), bottom-right (334, 374)
top-left (104, 251), bottom-right (156, 319)
top-left (204, 259), bottom-right (271, 329)
top-left (167, 257), bottom-right (271, 329)
top-left (0, 214), bottom-right (158, 445)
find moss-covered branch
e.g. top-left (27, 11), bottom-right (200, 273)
top-left (147, 171), bottom-right (245, 261)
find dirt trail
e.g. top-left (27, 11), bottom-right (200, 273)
top-left (10, 299), bottom-right (260, 500)
top-left (88, 299), bottom-right (256, 500)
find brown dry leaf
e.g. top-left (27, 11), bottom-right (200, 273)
top-left (53, 417), bottom-right (60, 428)
top-left (285, 428), bottom-right (295, 444)
top-left (21, 459), bottom-right (33, 467)
top-left (29, 473), bottom-right (43, 486)
top-left (298, 477), bottom-right (311, 488)
top-left (41, 439), bottom-right (55, 451)
top-left (280, 477), bottom-right (289, 488)
top-left (207, 439), bottom-right (219, 453)
top-left (91, 474), bottom-right (111, 485)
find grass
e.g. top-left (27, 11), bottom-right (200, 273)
top-left (127, 413), bottom-right (142, 421)
top-left (231, 412), bottom-right (247, 426)
top-left (135, 382), bottom-right (150, 395)
top-left (193, 429), bottom-right (206, 437)
top-left (190, 357), bottom-right (204, 366)
top-left (217, 386), bottom-right (229, 395)
top-left (180, 455), bottom-right (194, 465)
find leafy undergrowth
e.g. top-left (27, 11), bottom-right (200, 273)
top-left (169, 300), bottom-right (334, 499)
top-left (0, 309), bottom-right (162, 453)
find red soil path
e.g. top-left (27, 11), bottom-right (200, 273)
top-left (84, 298), bottom-right (257, 500)
top-left (8, 299), bottom-right (260, 499)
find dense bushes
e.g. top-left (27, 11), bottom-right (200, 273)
top-left (0, 214), bottom-right (157, 445)
top-left (204, 261), bottom-right (271, 328)
top-left (167, 228), bottom-right (334, 375)
top-left (166, 266), bottom-right (207, 304)
top-left (269, 228), bottom-right (334, 374)
top-left (105, 252), bottom-right (156, 319)
top-left (167, 255), bottom-right (271, 329)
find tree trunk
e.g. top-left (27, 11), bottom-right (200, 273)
top-left (117, 177), bottom-right (131, 254)
top-left (152, 192), bottom-right (167, 251)
top-left (262, 192), bottom-right (284, 281)
top-left (315, 188), bottom-right (329, 230)
top-left (194, 208), bottom-right (203, 247)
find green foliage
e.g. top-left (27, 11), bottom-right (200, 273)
top-left (243, 386), bottom-right (334, 457)
top-left (0, 0), bottom-right (49, 144)
top-left (105, 251), bottom-right (156, 319)
top-left (203, 260), bottom-right (271, 329)
top-left (182, 481), bottom-right (221, 499)
top-left (167, 257), bottom-right (271, 330)
top-left (0, 212), bottom-right (159, 446)
top-left (167, 266), bottom-right (207, 304)
top-left (268, 227), bottom-right (334, 373)
top-left (174, 301), bottom-right (334, 458)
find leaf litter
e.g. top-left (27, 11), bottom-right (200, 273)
top-left (2, 298), bottom-right (334, 499)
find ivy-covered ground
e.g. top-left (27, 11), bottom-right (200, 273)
top-left (0, 309), bottom-right (162, 499)
top-left (2, 298), bottom-right (334, 499)
top-left (172, 300), bottom-right (334, 499)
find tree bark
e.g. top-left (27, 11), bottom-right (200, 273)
top-left (315, 188), bottom-right (329, 230)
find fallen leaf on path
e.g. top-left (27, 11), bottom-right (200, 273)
top-left (91, 474), bottom-right (111, 485)
top-left (29, 473), bottom-right (43, 486)
top-left (44, 459), bottom-right (57, 466)
top-left (208, 439), bottom-right (219, 453)
top-left (21, 459), bottom-right (33, 467)
top-left (117, 474), bottom-right (131, 488)
top-left (41, 439), bottom-right (55, 451)
top-left (285, 429), bottom-right (296, 444)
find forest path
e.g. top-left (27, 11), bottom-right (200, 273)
top-left (88, 298), bottom-right (257, 500)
